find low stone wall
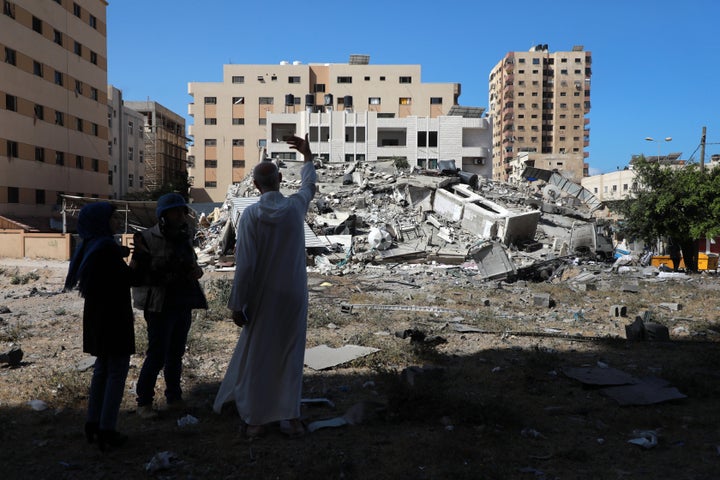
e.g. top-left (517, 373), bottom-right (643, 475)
top-left (0, 230), bottom-right (72, 260)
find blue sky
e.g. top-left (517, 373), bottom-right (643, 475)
top-left (107, 0), bottom-right (720, 175)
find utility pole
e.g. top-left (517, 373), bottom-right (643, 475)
top-left (700, 126), bottom-right (707, 171)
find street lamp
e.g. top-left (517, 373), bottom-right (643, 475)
top-left (645, 136), bottom-right (672, 162)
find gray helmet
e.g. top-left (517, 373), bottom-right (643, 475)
top-left (155, 193), bottom-right (187, 219)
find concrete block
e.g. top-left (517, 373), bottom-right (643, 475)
top-left (533, 293), bottom-right (551, 307)
top-left (658, 302), bottom-right (682, 311)
top-left (610, 305), bottom-right (628, 317)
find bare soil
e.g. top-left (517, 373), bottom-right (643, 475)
top-left (1, 258), bottom-right (719, 479)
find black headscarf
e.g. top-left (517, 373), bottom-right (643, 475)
top-left (64, 202), bottom-right (120, 295)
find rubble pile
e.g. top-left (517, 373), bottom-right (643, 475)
top-left (193, 160), bottom-right (621, 282)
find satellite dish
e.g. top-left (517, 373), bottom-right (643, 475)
top-left (542, 185), bottom-right (561, 201)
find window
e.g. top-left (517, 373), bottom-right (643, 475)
top-left (532, 58), bottom-right (540, 65)
top-left (90, 51), bottom-right (97, 65)
top-left (205, 160), bottom-right (217, 168)
top-left (232, 139), bottom-right (244, 146)
top-left (368, 97), bottom-right (381, 105)
top-left (55, 111), bottom-right (64, 126)
top-left (259, 118), bottom-right (267, 125)
top-left (89, 14), bottom-right (96, 28)
top-left (139, 151), bottom-right (143, 163)
top-left (204, 118), bottom-right (217, 125)
top-left (259, 97), bottom-right (273, 104)
top-left (90, 87), bottom-right (98, 101)
top-left (379, 76), bottom-right (386, 81)
top-left (8, 187), bottom-right (18, 203)
top-left (54, 29), bottom-right (63, 45)
top-left (73, 2), bottom-right (81, 17)
top-left (5, 94), bottom-right (17, 111)
top-left (91, 123), bottom-right (98, 136)
top-left (204, 139), bottom-right (217, 146)
top-left (288, 76), bottom-right (301, 83)
top-left (399, 97), bottom-right (411, 105)
top-left (232, 118), bottom-right (244, 125)
top-left (139, 176), bottom-right (144, 188)
top-left (258, 139), bottom-right (266, 148)
top-left (76, 118), bottom-right (83, 132)
top-left (399, 76), bottom-right (412, 84)
top-left (337, 76), bottom-right (352, 83)
top-left (74, 41), bottom-right (82, 56)
top-left (128, 174), bottom-right (133, 187)
top-left (560, 69), bottom-right (568, 75)
top-left (32, 16), bottom-right (42, 34)
top-left (32, 61), bottom-right (44, 77)
top-left (4, 1), bottom-right (15, 19)
top-left (232, 96), bottom-right (244, 105)
top-left (92, 158), bottom-right (98, 171)
top-left (5, 47), bottom-right (16, 65)
top-left (204, 96), bottom-right (217, 104)
top-left (128, 147), bottom-right (133, 161)
top-left (430, 97), bottom-right (442, 105)
top-left (574, 69), bottom-right (582, 74)
top-left (231, 75), bottom-right (244, 84)
top-left (34, 104), bottom-right (43, 120)
top-left (76, 155), bottom-right (84, 169)
top-left (35, 147), bottom-right (45, 162)
top-left (128, 121), bottom-right (133, 134)
top-left (364, 76), bottom-right (370, 81)
top-left (75, 80), bottom-right (83, 94)
top-left (6, 140), bottom-right (18, 158)
top-left (314, 84), bottom-right (325, 93)
top-left (205, 181), bottom-right (217, 188)
top-left (54, 71), bottom-right (63, 86)
top-left (232, 160), bottom-right (245, 168)
top-left (55, 151), bottom-right (64, 165)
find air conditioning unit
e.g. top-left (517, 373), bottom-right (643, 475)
top-left (473, 158), bottom-right (485, 165)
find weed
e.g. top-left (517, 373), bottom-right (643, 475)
top-left (34, 368), bottom-right (88, 408)
top-left (198, 278), bottom-right (233, 322)
top-left (0, 318), bottom-right (31, 342)
top-left (10, 271), bottom-right (40, 285)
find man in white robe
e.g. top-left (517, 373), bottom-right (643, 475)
top-left (214, 134), bottom-right (315, 438)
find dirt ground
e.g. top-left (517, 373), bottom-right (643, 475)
top-left (0, 257), bottom-right (719, 480)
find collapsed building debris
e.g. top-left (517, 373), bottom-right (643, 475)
top-left (190, 159), bottom-right (689, 283)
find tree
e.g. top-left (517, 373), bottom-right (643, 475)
top-left (613, 156), bottom-right (720, 272)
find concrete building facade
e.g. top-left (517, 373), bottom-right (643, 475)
top-left (107, 86), bottom-right (145, 199)
top-left (187, 56), bottom-right (462, 202)
top-left (0, 0), bottom-right (109, 226)
top-left (507, 151), bottom-right (586, 184)
top-left (264, 109), bottom-right (492, 177)
top-left (123, 100), bottom-right (188, 194)
top-left (489, 44), bottom-right (591, 182)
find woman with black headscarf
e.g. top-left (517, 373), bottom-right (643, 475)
top-left (64, 202), bottom-right (135, 451)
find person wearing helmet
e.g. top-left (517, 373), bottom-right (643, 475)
top-left (130, 193), bottom-right (207, 419)
top-left (213, 134), bottom-right (316, 439)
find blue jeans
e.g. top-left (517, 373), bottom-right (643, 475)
top-left (87, 355), bottom-right (130, 430)
top-left (136, 308), bottom-right (192, 406)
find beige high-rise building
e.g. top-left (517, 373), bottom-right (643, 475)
top-left (489, 44), bottom-right (591, 182)
top-left (0, 0), bottom-right (109, 228)
top-left (187, 55), bottom-right (460, 202)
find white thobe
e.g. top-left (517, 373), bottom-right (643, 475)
top-left (213, 162), bottom-right (316, 425)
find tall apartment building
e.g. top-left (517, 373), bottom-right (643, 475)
top-left (489, 45), bottom-right (592, 182)
top-left (0, 0), bottom-right (109, 227)
top-left (108, 86), bottom-right (145, 199)
top-left (123, 100), bottom-right (188, 195)
top-left (187, 55), bottom-right (461, 202)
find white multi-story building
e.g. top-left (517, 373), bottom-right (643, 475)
top-left (264, 108), bottom-right (491, 177)
top-left (107, 86), bottom-right (145, 199)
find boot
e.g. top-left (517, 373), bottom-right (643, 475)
top-left (84, 421), bottom-right (99, 444)
top-left (97, 430), bottom-right (128, 451)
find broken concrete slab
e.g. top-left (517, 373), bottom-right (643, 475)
top-left (468, 242), bottom-right (516, 280)
top-left (561, 366), bottom-right (638, 386)
top-left (304, 344), bottom-right (379, 370)
top-left (600, 377), bottom-right (687, 406)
